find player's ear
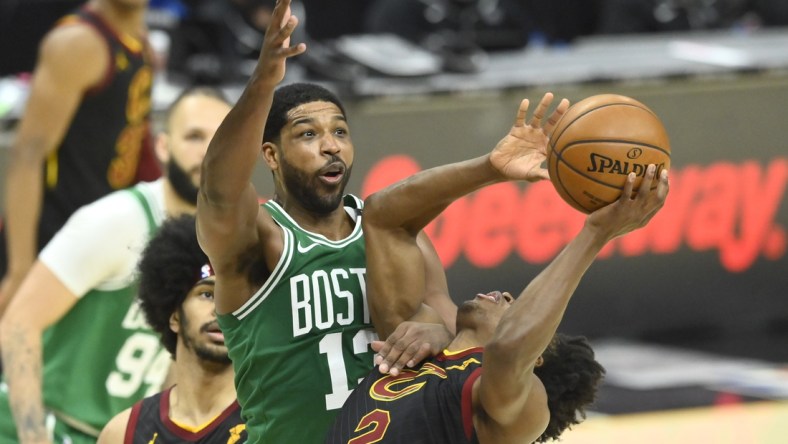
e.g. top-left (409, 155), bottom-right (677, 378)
top-left (262, 142), bottom-right (279, 170)
top-left (155, 132), bottom-right (171, 165)
top-left (535, 356), bottom-right (544, 368)
top-left (169, 310), bottom-right (180, 334)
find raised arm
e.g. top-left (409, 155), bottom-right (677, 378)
top-left (196, 0), bottom-right (305, 314)
top-left (0, 25), bottom-right (107, 316)
top-left (363, 94), bottom-right (566, 339)
top-left (475, 165), bottom-right (670, 442)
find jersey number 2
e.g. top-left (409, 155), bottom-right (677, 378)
top-left (319, 329), bottom-right (377, 410)
top-left (349, 409), bottom-right (391, 444)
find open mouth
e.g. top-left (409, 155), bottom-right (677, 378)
top-left (476, 291), bottom-right (502, 304)
top-left (319, 162), bottom-right (346, 184)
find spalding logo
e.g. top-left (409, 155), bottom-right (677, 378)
top-left (587, 153), bottom-right (665, 177)
top-left (627, 148), bottom-right (643, 159)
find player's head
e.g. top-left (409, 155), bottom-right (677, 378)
top-left (262, 83), bottom-right (353, 214)
top-left (157, 86), bottom-right (232, 205)
top-left (455, 291), bottom-right (515, 338)
top-left (137, 214), bottom-right (230, 365)
top-left (532, 334), bottom-right (605, 442)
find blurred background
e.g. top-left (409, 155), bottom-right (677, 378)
top-left (1, 0), bottom-right (787, 441)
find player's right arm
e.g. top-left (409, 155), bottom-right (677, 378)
top-left (196, 0), bottom-right (305, 314)
top-left (97, 408), bottom-right (131, 444)
top-left (0, 23), bottom-right (108, 317)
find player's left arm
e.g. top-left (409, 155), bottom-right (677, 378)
top-left (97, 408), bottom-right (132, 444)
top-left (365, 94), bottom-right (567, 375)
top-left (474, 167), bottom-right (669, 442)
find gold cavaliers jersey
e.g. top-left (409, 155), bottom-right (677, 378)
top-left (124, 387), bottom-right (247, 444)
top-left (38, 6), bottom-right (159, 250)
top-left (325, 348), bottom-right (484, 444)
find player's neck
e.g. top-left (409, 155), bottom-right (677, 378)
top-left (282, 199), bottom-right (354, 241)
top-left (447, 329), bottom-right (485, 351)
top-left (88, 0), bottom-right (146, 37)
top-left (169, 356), bottom-right (236, 426)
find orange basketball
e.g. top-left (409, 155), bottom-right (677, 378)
top-left (547, 94), bottom-right (671, 214)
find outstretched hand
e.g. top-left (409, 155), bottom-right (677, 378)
top-left (489, 92), bottom-right (569, 182)
top-left (254, 0), bottom-right (306, 87)
top-left (587, 164), bottom-right (670, 241)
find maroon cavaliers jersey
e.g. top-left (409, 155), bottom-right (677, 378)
top-left (38, 6), bottom-right (160, 251)
top-left (326, 348), bottom-right (483, 444)
top-left (124, 388), bottom-right (247, 444)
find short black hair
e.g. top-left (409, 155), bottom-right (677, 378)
top-left (262, 82), bottom-right (347, 144)
top-left (533, 334), bottom-right (605, 442)
top-left (137, 214), bottom-right (209, 357)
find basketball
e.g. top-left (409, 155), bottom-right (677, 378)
top-left (547, 94), bottom-right (671, 213)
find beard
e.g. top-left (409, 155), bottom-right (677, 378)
top-left (179, 310), bottom-right (231, 365)
top-left (279, 154), bottom-right (352, 214)
top-left (168, 159), bottom-right (199, 205)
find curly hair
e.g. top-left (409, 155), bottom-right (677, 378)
top-left (137, 214), bottom-right (208, 357)
top-left (532, 333), bottom-right (605, 442)
top-left (262, 82), bottom-right (347, 144)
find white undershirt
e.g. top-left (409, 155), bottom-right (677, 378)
top-left (39, 179), bottom-right (167, 297)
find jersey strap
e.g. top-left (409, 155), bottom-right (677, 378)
top-left (126, 187), bottom-right (156, 236)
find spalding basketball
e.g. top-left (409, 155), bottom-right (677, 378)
top-left (547, 94), bottom-right (671, 213)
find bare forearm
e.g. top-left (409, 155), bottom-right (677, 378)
top-left (0, 321), bottom-right (48, 442)
top-left (491, 225), bottom-right (608, 364)
top-left (4, 157), bottom-right (44, 276)
top-left (365, 155), bottom-right (502, 234)
top-left (201, 79), bottom-right (274, 204)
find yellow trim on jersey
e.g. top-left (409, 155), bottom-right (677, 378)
top-left (118, 32), bottom-right (143, 53)
top-left (169, 412), bottom-right (222, 434)
top-left (442, 347), bottom-right (478, 356)
top-left (446, 357), bottom-right (482, 371)
top-left (45, 147), bottom-right (59, 188)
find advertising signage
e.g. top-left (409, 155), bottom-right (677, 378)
top-left (337, 76), bottom-right (788, 342)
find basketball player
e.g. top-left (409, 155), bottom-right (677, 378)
top-left (327, 93), bottom-right (670, 443)
top-left (98, 215), bottom-right (246, 444)
top-left (0, 0), bottom-right (160, 316)
top-left (195, 1), bottom-right (455, 441)
top-left (0, 88), bottom-right (231, 444)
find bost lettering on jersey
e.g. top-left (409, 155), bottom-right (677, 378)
top-left (291, 267), bottom-right (368, 337)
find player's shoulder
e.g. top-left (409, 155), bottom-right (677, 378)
top-left (40, 17), bottom-right (106, 57)
top-left (75, 181), bottom-right (163, 222)
top-left (97, 406), bottom-right (132, 444)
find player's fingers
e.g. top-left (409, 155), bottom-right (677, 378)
top-left (529, 93), bottom-right (553, 128)
top-left (620, 172), bottom-right (636, 202)
top-left (378, 330), bottom-right (413, 374)
top-left (374, 328), bottom-right (403, 371)
top-left (372, 341), bottom-right (386, 366)
top-left (637, 164), bottom-right (656, 200)
top-left (657, 169), bottom-right (670, 201)
top-left (406, 343), bottom-right (433, 369)
top-left (544, 98), bottom-right (569, 136)
top-left (514, 99), bottom-right (529, 127)
top-left (389, 340), bottom-right (424, 375)
top-left (270, 0), bottom-right (291, 31)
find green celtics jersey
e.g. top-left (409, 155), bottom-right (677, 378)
top-left (0, 184), bottom-right (169, 440)
top-left (44, 186), bottom-right (169, 433)
top-left (218, 194), bottom-right (377, 443)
